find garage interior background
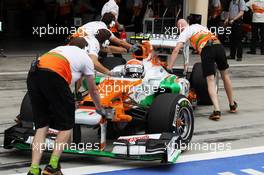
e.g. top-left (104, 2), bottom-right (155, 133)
top-left (0, 0), bottom-right (249, 54)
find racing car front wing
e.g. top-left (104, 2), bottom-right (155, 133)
top-left (4, 124), bottom-right (181, 163)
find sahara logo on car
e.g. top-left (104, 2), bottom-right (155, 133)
top-left (124, 135), bottom-right (150, 143)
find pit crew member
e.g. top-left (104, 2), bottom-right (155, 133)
top-left (83, 28), bottom-right (122, 77)
top-left (101, 0), bottom-right (128, 58)
top-left (101, 0), bottom-right (120, 20)
top-left (246, 0), bottom-right (264, 55)
top-left (26, 37), bottom-right (105, 175)
top-left (72, 12), bottom-right (131, 56)
top-left (168, 19), bottom-right (238, 121)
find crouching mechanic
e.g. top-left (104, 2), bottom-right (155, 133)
top-left (26, 37), bottom-right (106, 175)
top-left (168, 19), bottom-right (238, 121)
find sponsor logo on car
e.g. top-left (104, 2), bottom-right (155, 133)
top-left (124, 135), bottom-right (150, 143)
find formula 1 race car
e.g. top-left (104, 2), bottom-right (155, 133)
top-left (3, 41), bottom-right (212, 163)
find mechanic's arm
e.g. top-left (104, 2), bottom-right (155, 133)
top-left (230, 10), bottom-right (244, 23)
top-left (86, 75), bottom-right (102, 110)
top-left (168, 42), bottom-right (184, 70)
top-left (110, 37), bottom-right (132, 49)
top-left (89, 54), bottom-right (111, 75)
top-left (101, 45), bottom-right (127, 54)
top-left (224, 11), bottom-right (230, 25)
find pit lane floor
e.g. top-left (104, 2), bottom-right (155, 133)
top-left (0, 53), bottom-right (264, 175)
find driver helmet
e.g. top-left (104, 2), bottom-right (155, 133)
top-left (125, 59), bottom-right (144, 78)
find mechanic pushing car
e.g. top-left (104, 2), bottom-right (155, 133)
top-left (26, 37), bottom-right (106, 175)
top-left (83, 28), bottom-right (120, 77)
top-left (82, 28), bottom-right (138, 77)
top-left (71, 13), bottom-right (131, 57)
top-left (168, 19), bottom-right (238, 121)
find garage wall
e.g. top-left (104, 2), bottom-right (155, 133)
top-left (186, 0), bottom-right (209, 26)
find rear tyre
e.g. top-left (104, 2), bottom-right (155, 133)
top-left (147, 94), bottom-right (194, 145)
top-left (19, 92), bottom-right (34, 128)
top-left (20, 92), bottom-right (34, 122)
top-left (190, 63), bottom-right (213, 105)
top-left (99, 57), bottom-right (126, 70)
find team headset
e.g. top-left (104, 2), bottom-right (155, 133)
top-left (95, 28), bottom-right (111, 48)
top-left (102, 40), bottom-right (110, 48)
top-left (109, 20), bottom-right (116, 28)
top-left (103, 20), bottom-right (115, 47)
top-left (82, 37), bottom-right (90, 52)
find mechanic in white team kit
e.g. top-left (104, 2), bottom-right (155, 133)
top-left (72, 13), bottom-right (131, 55)
top-left (101, 0), bottom-right (128, 58)
top-left (26, 37), bottom-right (106, 175)
top-left (101, 0), bottom-right (120, 21)
top-left (72, 27), bottom-right (120, 77)
top-left (168, 19), bottom-right (238, 121)
top-left (83, 28), bottom-right (121, 77)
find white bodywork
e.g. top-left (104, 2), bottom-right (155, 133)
top-left (75, 108), bottom-right (102, 126)
top-left (112, 133), bottom-right (181, 163)
top-left (112, 134), bottom-right (163, 155)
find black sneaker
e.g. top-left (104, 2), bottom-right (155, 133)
top-left (230, 101), bottom-right (238, 113)
top-left (42, 165), bottom-right (63, 175)
top-left (27, 168), bottom-right (42, 175)
top-left (247, 51), bottom-right (256, 54)
top-left (209, 111), bottom-right (221, 121)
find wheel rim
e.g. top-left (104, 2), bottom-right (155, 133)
top-left (173, 106), bottom-right (192, 140)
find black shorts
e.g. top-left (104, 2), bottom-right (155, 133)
top-left (27, 70), bottom-right (75, 130)
top-left (201, 44), bottom-right (229, 77)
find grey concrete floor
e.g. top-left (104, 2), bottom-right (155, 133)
top-left (0, 51), bottom-right (264, 174)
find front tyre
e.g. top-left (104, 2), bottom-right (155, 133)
top-left (147, 94), bottom-right (194, 145)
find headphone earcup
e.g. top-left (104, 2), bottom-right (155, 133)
top-left (109, 21), bottom-right (116, 28)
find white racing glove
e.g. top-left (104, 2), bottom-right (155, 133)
top-left (128, 43), bottom-right (141, 53)
top-left (96, 108), bottom-right (107, 117)
top-left (96, 108), bottom-right (115, 119)
top-left (108, 71), bottom-right (122, 77)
